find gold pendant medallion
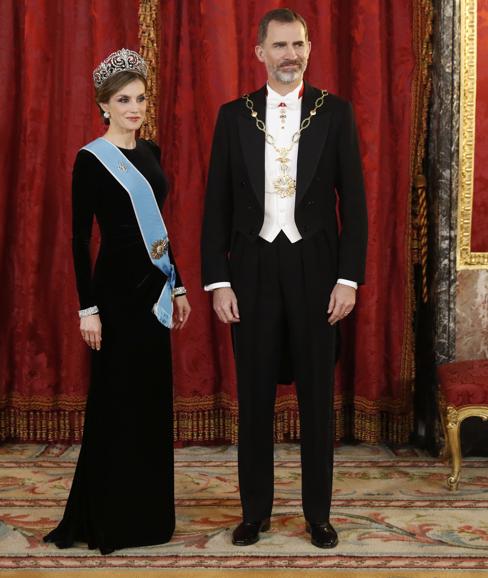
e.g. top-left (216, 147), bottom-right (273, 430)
top-left (273, 174), bottom-right (296, 198)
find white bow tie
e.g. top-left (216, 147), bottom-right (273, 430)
top-left (266, 93), bottom-right (301, 110)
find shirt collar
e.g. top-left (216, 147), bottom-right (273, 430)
top-left (266, 82), bottom-right (304, 110)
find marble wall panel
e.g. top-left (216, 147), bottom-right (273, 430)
top-left (429, 0), bottom-right (459, 363)
top-left (456, 270), bottom-right (488, 360)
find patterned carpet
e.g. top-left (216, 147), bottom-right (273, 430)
top-left (0, 442), bottom-right (488, 576)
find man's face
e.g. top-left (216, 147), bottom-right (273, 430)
top-left (255, 20), bottom-right (311, 84)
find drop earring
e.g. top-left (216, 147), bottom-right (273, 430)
top-left (103, 111), bottom-right (110, 119)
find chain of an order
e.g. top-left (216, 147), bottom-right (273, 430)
top-left (243, 89), bottom-right (328, 149)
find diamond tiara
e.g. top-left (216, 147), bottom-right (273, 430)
top-left (93, 48), bottom-right (148, 89)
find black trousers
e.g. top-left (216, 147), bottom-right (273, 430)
top-left (231, 232), bottom-right (336, 523)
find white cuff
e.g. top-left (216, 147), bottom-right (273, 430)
top-left (204, 282), bottom-right (231, 292)
top-left (337, 279), bottom-right (358, 290)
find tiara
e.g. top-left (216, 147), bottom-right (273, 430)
top-left (93, 48), bottom-right (148, 88)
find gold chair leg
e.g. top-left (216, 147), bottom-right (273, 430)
top-left (446, 411), bottom-right (461, 491)
top-left (442, 404), bottom-right (488, 491)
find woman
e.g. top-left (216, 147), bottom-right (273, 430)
top-left (44, 49), bottom-right (190, 555)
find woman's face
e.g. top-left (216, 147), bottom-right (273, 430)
top-left (100, 79), bottom-right (147, 132)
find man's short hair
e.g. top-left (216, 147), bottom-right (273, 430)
top-left (257, 8), bottom-right (308, 45)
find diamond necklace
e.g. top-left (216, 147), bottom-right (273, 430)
top-left (243, 89), bottom-right (328, 198)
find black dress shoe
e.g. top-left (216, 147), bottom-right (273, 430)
top-left (50, 539), bottom-right (73, 549)
top-left (306, 521), bottom-right (338, 549)
top-left (43, 534), bottom-right (72, 549)
top-left (232, 518), bottom-right (271, 546)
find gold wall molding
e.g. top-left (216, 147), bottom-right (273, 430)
top-left (458, 0), bottom-right (488, 268)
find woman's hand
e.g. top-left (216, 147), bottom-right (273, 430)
top-left (172, 295), bottom-right (191, 330)
top-left (80, 314), bottom-right (102, 350)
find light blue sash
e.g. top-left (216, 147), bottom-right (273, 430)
top-left (83, 137), bottom-right (175, 328)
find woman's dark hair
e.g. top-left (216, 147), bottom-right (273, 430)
top-left (95, 70), bottom-right (148, 125)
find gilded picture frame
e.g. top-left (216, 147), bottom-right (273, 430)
top-left (458, 0), bottom-right (488, 268)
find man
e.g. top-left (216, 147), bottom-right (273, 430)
top-left (201, 8), bottom-right (367, 548)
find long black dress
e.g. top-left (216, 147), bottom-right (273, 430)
top-left (44, 139), bottom-right (180, 554)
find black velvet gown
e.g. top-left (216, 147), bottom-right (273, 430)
top-left (44, 139), bottom-right (180, 554)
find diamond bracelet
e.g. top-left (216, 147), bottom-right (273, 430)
top-left (172, 287), bottom-right (187, 298)
top-left (78, 306), bottom-right (99, 318)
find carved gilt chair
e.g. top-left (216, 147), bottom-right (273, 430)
top-left (437, 359), bottom-right (488, 490)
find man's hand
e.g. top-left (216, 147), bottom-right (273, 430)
top-left (172, 295), bottom-right (191, 330)
top-left (213, 287), bottom-right (240, 323)
top-left (327, 284), bottom-right (356, 325)
top-left (80, 314), bottom-right (102, 350)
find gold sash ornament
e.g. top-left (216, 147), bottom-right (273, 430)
top-left (151, 238), bottom-right (169, 259)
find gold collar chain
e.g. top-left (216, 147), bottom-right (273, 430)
top-left (243, 89), bottom-right (328, 198)
top-left (243, 89), bottom-right (328, 146)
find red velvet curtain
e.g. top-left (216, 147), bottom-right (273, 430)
top-left (0, 0), bottom-right (139, 440)
top-left (163, 0), bottom-right (420, 443)
top-left (0, 0), bottom-right (425, 443)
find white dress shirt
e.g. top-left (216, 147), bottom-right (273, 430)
top-left (205, 82), bottom-right (357, 291)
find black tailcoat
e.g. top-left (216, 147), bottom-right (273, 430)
top-left (202, 82), bottom-right (367, 291)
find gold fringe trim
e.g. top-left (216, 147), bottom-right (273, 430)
top-left (0, 396), bottom-right (412, 444)
top-left (0, 394), bottom-right (86, 410)
top-left (395, 0), bottom-right (434, 421)
top-left (138, 0), bottom-right (159, 141)
top-left (0, 407), bottom-right (85, 442)
top-left (411, 0), bottom-right (433, 179)
top-left (411, 0), bottom-right (433, 304)
top-left (173, 406), bottom-right (412, 445)
top-left (174, 393), bottom-right (413, 445)
top-left (173, 393), bottom-right (302, 444)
